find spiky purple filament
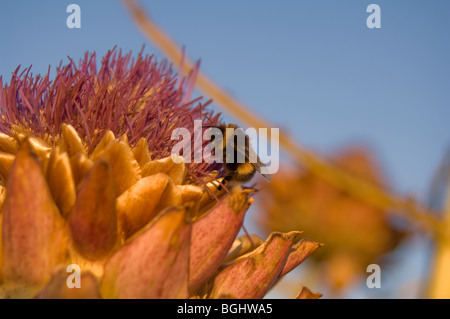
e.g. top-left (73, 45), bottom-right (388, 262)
top-left (0, 47), bottom-right (224, 182)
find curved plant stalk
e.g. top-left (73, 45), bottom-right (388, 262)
top-left (121, 0), bottom-right (441, 236)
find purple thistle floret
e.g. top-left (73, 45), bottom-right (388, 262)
top-left (0, 47), bottom-right (224, 182)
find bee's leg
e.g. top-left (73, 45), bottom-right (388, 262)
top-left (241, 224), bottom-right (255, 248)
top-left (217, 174), bottom-right (233, 191)
top-left (246, 182), bottom-right (259, 191)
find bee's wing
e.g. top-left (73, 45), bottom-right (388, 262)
top-left (253, 157), bottom-right (271, 182)
top-left (231, 127), bottom-right (271, 182)
top-left (244, 142), bottom-right (271, 182)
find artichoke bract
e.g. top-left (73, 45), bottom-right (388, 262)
top-left (0, 48), bottom-right (320, 299)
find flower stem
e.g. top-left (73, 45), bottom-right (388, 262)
top-left (121, 0), bottom-right (442, 236)
top-left (427, 183), bottom-right (450, 298)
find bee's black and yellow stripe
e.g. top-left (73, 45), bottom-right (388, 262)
top-left (218, 124), bottom-right (258, 185)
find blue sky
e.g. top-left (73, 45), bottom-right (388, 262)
top-left (1, 1), bottom-right (449, 297)
top-left (1, 0), bottom-right (448, 199)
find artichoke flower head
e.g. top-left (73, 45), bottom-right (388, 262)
top-left (0, 48), bottom-right (320, 299)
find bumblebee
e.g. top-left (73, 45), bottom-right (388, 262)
top-left (213, 124), bottom-right (271, 187)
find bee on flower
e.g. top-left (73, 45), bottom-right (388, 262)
top-left (0, 48), bottom-right (320, 299)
